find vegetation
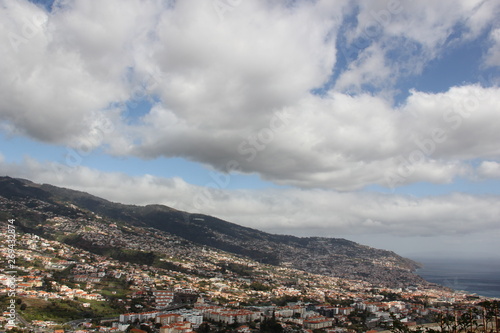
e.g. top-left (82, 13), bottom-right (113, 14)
top-left (18, 297), bottom-right (124, 322)
top-left (271, 295), bottom-right (299, 306)
top-left (62, 234), bottom-right (189, 273)
top-left (347, 309), bottom-right (369, 333)
top-left (249, 281), bottom-right (273, 292)
top-left (260, 315), bottom-right (284, 333)
top-left (218, 262), bottom-right (254, 276)
top-left (20, 298), bottom-right (89, 322)
top-left (390, 301), bottom-right (500, 333)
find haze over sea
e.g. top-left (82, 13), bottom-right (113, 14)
top-left (414, 257), bottom-right (500, 299)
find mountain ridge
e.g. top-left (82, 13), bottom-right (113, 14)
top-left (0, 176), bottom-right (424, 287)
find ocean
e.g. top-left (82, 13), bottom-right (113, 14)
top-left (414, 258), bottom-right (500, 299)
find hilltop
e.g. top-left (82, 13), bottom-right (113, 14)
top-left (0, 176), bottom-right (423, 287)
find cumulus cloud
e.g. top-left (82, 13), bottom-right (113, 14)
top-left (335, 0), bottom-right (499, 92)
top-left (144, 0), bottom-right (341, 129)
top-left (127, 85), bottom-right (500, 190)
top-left (334, 43), bottom-right (393, 93)
top-left (0, 0), bottom-right (131, 147)
top-left (1, 0), bottom-right (500, 193)
top-left (477, 161), bottom-right (500, 179)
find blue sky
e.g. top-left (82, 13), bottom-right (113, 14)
top-left (1, 0), bottom-right (500, 258)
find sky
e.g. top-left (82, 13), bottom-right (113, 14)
top-left (1, 0), bottom-right (500, 260)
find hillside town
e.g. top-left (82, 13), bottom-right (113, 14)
top-left (0, 193), bottom-right (499, 333)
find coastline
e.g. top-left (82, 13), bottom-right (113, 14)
top-left (414, 257), bottom-right (500, 299)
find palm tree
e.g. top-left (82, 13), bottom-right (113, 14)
top-left (457, 309), bottom-right (475, 333)
top-left (479, 301), bottom-right (500, 333)
top-left (435, 311), bottom-right (455, 333)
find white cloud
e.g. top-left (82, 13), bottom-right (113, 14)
top-left (1, 0), bottom-right (500, 193)
top-left (0, 0), bottom-right (342, 152)
top-left (146, 0), bottom-right (341, 129)
top-left (477, 161), bottom-right (500, 179)
top-left (127, 85), bottom-right (500, 190)
top-left (485, 28), bottom-right (500, 67)
top-left (1, 157), bottom-right (499, 257)
top-left (381, 0), bottom-right (491, 46)
top-left (336, 0), bottom-right (500, 93)
top-left (0, 0), bottom-right (141, 148)
top-left (334, 43), bottom-right (392, 93)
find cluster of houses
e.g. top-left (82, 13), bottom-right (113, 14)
top-left (0, 273), bottom-right (106, 302)
top-left (114, 301), bottom-right (398, 333)
top-left (0, 198), bottom-right (496, 333)
top-left (117, 308), bottom-right (204, 333)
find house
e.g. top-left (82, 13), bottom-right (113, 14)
top-left (119, 313), bottom-right (140, 323)
top-left (153, 290), bottom-right (174, 308)
top-left (236, 325), bottom-right (251, 333)
top-left (338, 307), bottom-right (353, 315)
top-left (160, 322), bottom-right (192, 333)
top-left (156, 314), bottom-right (183, 325)
top-left (303, 316), bottom-right (332, 330)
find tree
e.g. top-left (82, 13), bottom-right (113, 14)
top-left (260, 314), bottom-right (284, 333)
top-left (457, 309), bottom-right (476, 333)
top-left (390, 313), bottom-right (411, 333)
top-left (480, 301), bottom-right (500, 333)
top-left (196, 322), bottom-right (211, 333)
top-left (434, 311), bottom-right (455, 333)
top-left (140, 324), bottom-right (151, 333)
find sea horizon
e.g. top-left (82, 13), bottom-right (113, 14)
top-left (412, 257), bottom-right (500, 299)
